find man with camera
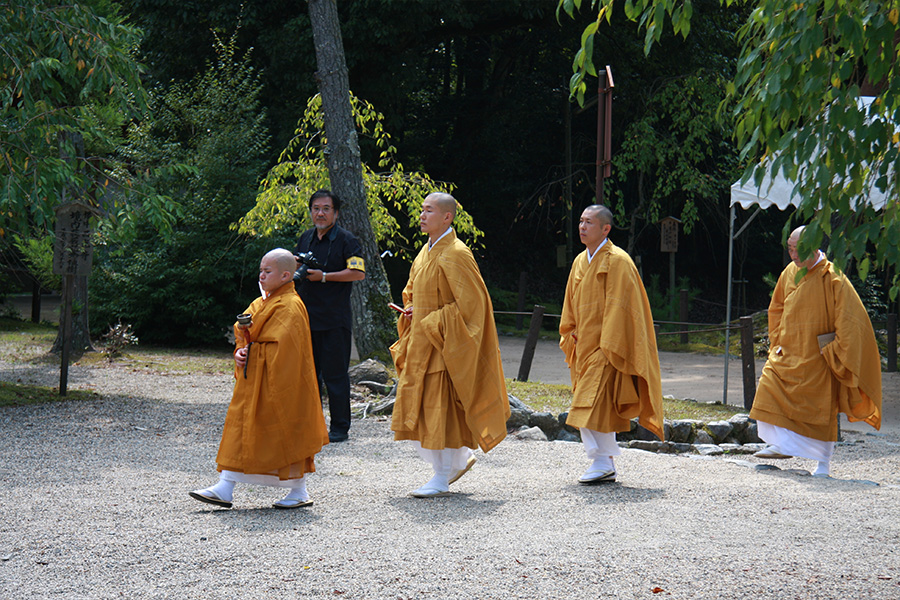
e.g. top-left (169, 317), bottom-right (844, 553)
top-left (294, 190), bottom-right (366, 443)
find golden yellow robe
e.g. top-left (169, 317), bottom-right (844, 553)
top-left (391, 230), bottom-right (510, 452)
top-left (750, 258), bottom-right (882, 441)
top-left (216, 281), bottom-right (328, 479)
top-left (560, 241), bottom-right (664, 439)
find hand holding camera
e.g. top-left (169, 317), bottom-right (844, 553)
top-left (293, 251), bottom-right (325, 282)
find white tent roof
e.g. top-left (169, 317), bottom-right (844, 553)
top-left (730, 172), bottom-right (802, 211)
top-left (729, 96), bottom-right (891, 211)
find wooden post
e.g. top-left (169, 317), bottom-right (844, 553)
top-left (679, 289), bottom-right (689, 344)
top-left (515, 271), bottom-right (527, 330)
top-left (888, 313), bottom-right (897, 373)
top-left (740, 316), bottom-right (756, 410)
top-left (31, 278), bottom-right (41, 323)
top-left (517, 305), bottom-right (545, 382)
top-left (59, 275), bottom-right (74, 396)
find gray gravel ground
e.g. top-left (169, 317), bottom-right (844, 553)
top-left (2, 354), bottom-right (900, 599)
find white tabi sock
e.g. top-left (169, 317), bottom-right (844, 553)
top-left (209, 478), bottom-right (235, 502)
top-left (280, 477), bottom-right (309, 502)
top-left (814, 461), bottom-right (830, 477)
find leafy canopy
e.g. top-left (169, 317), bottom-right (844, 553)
top-left (559, 0), bottom-right (900, 299)
top-left (0, 0), bottom-right (181, 237)
top-left (236, 92), bottom-right (482, 259)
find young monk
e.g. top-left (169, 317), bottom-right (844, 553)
top-left (190, 248), bottom-right (328, 509)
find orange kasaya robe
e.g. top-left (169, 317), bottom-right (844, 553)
top-left (216, 281), bottom-right (328, 479)
top-left (560, 240), bottom-right (664, 439)
top-left (390, 229), bottom-right (510, 452)
top-left (750, 257), bottom-right (882, 441)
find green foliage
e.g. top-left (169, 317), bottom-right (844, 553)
top-left (646, 274), bottom-right (697, 323)
top-left (560, 0), bottom-right (900, 301)
top-left (0, 0), bottom-right (179, 237)
top-left (608, 71), bottom-right (740, 236)
top-left (237, 92), bottom-right (482, 260)
top-left (99, 320), bottom-right (139, 361)
top-left (850, 272), bottom-right (890, 323)
top-left (12, 233), bottom-right (60, 291)
top-left (90, 35), bottom-right (273, 345)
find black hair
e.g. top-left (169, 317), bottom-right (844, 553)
top-left (309, 189), bottom-right (341, 212)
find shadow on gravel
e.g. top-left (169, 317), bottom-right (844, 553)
top-left (387, 495), bottom-right (505, 522)
top-left (568, 483), bottom-right (666, 504)
top-left (198, 507), bottom-right (325, 530)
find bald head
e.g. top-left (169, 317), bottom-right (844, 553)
top-left (426, 192), bottom-right (458, 219)
top-left (259, 248), bottom-right (296, 293)
top-left (583, 204), bottom-right (614, 227)
top-left (420, 193), bottom-right (459, 241)
top-left (265, 248), bottom-right (297, 273)
top-left (787, 226), bottom-right (820, 269)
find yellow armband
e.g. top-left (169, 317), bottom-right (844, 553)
top-left (347, 256), bottom-right (365, 272)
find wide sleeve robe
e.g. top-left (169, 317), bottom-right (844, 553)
top-left (559, 241), bottom-right (664, 439)
top-left (750, 259), bottom-right (881, 441)
top-left (390, 230), bottom-right (510, 452)
top-left (216, 281), bottom-right (328, 479)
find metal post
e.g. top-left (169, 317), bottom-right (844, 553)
top-left (888, 313), bottom-right (897, 372)
top-left (723, 205), bottom-right (736, 405)
top-left (679, 289), bottom-right (689, 344)
top-left (740, 316), bottom-right (756, 410)
top-left (517, 305), bottom-right (546, 382)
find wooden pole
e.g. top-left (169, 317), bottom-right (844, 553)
top-left (888, 313), bottom-right (897, 372)
top-left (59, 274), bottom-right (74, 396)
top-left (740, 315), bottom-right (756, 410)
top-left (679, 289), bottom-right (689, 344)
top-left (517, 305), bottom-right (545, 382)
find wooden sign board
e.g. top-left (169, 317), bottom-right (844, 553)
top-left (53, 203), bottom-right (94, 276)
top-left (660, 216), bottom-right (680, 253)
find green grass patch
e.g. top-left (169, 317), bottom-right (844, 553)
top-left (0, 317), bottom-right (57, 340)
top-left (0, 381), bottom-right (98, 407)
top-left (506, 379), bottom-right (744, 421)
top-left (77, 345), bottom-right (233, 375)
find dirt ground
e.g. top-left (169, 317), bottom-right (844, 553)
top-left (498, 335), bottom-right (900, 437)
top-left (7, 293), bottom-right (898, 435)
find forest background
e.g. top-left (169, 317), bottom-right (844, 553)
top-left (3, 0), bottom-right (890, 353)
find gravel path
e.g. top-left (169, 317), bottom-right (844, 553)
top-left (2, 353), bottom-right (900, 599)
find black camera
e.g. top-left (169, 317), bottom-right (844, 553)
top-left (293, 251), bottom-right (324, 282)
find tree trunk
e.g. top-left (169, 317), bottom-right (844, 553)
top-left (307, 0), bottom-right (395, 360)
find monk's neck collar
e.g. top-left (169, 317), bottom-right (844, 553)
top-left (586, 238), bottom-right (609, 263)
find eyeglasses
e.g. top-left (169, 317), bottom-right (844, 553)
top-left (311, 206), bottom-right (334, 214)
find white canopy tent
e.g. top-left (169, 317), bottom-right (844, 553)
top-left (723, 106), bottom-right (890, 404)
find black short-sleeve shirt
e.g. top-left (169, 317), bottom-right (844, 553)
top-left (293, 225), bottom-right (364, 332)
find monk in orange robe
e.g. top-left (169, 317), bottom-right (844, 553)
top-left (560, 205), bottom-right (663, 484)
top-left (190, 248), bottom-right (328, 509)
top-left (391, 193), bottom-right (510, 498)
top-left (750, 226), bottom-right (882, 477)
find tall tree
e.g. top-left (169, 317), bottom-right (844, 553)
top-left (0, 0), bottom-right (179, 353)
top-left (560, 0), bottom-right (900, 299)
top-left (306, 0), bottom-right (395, 358)
top-left (90, 36), bottom-right (271, 345)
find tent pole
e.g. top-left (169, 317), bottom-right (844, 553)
top-left (723, 204), bottom-right (736, 405)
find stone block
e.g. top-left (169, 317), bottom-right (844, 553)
top-left (706, 420), bottom-right (734, 443)
top-left (528, 411), bottom-right (561, 440)
top-left (694, 443), bottom-right (724, 456)
top-left (515, 426), bottom-right (548, 441)
top-left (348, 359), bottom-right (390, 385)
top-left (506, 408), bottom-right (530, 429)
top-left (668, 420), bottom-right (695, 443)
